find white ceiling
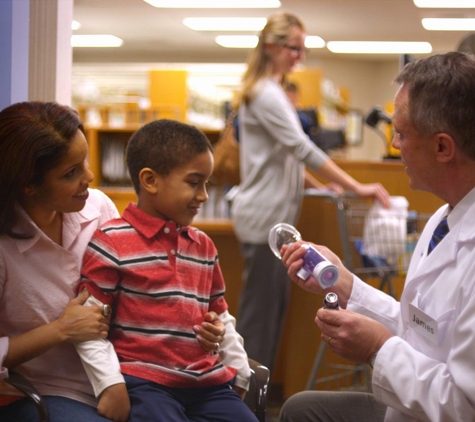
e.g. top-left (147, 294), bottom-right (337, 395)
top-left (72, 0), bottom-right (475, 64)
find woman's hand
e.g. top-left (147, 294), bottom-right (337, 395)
top-left (4, 290), bottom-right (110, 368)
top-left (193, 312), bottom-right (225, 353)
top-left (354, 182), bottom-right (391, 209)
top-left (325, 182), bottom-right (344, 194)
top-left (56, 289), bottom-right (109, 343)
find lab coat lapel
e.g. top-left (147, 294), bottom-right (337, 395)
top-left (402, 202), bottom-right (475, 310)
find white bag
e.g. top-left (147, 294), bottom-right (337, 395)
top-left (362, 196), bottom-right (408, 264)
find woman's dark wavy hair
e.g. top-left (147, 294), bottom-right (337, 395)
top-left (0, 101), bottom-right (84, 238)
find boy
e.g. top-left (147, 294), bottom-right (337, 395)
top-left (77, 120), bottom-right (256, 421)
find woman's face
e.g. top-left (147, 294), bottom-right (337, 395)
top-left (25, 129), bottom-right (94, 215)
top-left (270, 26), bottom-right (307, 76)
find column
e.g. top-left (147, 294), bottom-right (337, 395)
top-left (29, 0), bottom-right (73, 105)
top-left (0, 0), bottom-right (30, 110)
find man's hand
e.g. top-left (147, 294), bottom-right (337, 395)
top-left (280, 241), bottom-right (354, 308)
top-left (193, 312), bottom-right (225, 353)
top-left (97, 383), bottom-right (130, 422)
top-left (315, 307), bottom-right (392, 364)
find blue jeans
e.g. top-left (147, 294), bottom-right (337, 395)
top-left (125, 374), bottom-right (258, 422)
top-left (0, 396), bottom-right (113, 422)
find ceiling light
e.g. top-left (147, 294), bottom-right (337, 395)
top-left (71, 35), bottom-right (124, 48)
top-left (215, 35), bottom-right (258, 48)
top-left (144, 0), bottom-right (281, 8)
top-left (326, 41), bottom-right (432, 54)
top-left (422, 18), bottom-right (475, 30)
top-left (215, 35), bottom-right (326, 49)
top-left (71, 20), bottom-right (81, 30)
top-left (183, 17), bottom-right (267, 31)
top-left (305, 36), bottom-right (325, 48)
top-left (414, 0), bottom-right (475, 7)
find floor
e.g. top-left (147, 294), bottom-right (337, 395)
top-left (266, 399), bottom-right (284, 422)
top-left (265, 383), bottom-right (285, 422)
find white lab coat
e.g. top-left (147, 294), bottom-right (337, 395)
top-left (348, 188), bottom-right (475, 422)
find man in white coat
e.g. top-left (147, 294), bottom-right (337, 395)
top-left (279, 51), bottom-right (475, 422)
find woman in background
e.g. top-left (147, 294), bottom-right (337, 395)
top-left (232, 12), bottom-right (390, 377)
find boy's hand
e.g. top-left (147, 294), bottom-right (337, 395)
top-left (233, 385), bottom-right (247, 400)
top-left (97, 383), bottom-right (130, 422)
top-left (193, 311), bottom-right (225, 352)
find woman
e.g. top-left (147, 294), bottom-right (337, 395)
top-left (232, 12), bottom-right (390, 376)
top-left (0, 101), bottom-right (225, 422)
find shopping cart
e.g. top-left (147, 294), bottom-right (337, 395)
top-left (334, 194), bottom-right (430, 298)
top-left (303, 190), bottom-right (431, 392)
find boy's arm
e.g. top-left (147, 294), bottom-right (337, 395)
top-left (76, 294), bottom-right (125, 397)
top-left (217, 310), bottom-right (251, 392)
top-left (206, 237), bottom-right (250, 394)
top-left (78, 294), bottom-right (129, 421)
top-left (76, 231), bottom-right (130, 421)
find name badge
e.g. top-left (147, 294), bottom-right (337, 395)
top-left (408, 303), bottom-right (439, 345)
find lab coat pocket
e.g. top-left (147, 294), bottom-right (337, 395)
top-left (408, 302), bottom-right (455, 347)
top-left (434, 308), bottom-right (455, 346)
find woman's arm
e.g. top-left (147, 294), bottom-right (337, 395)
top-left (314, 160), bottom-right (390, 208)
top-left (304, 170), bottom-right (343, 193)
top-left (3, 289), bottom-right (109, 368)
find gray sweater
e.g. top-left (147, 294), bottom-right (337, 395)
top-left (232, 78), bottom-right (329, 244)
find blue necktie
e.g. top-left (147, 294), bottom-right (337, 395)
top-left (427, 218), bottom-right (449, 255)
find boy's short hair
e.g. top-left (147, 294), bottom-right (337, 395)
top-left (126, 119), bottom-right (213, 193)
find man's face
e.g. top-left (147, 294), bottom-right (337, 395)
top-left (391, 84), bottom-right (439, 193)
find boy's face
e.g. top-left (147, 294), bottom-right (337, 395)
top-left (140, 150), bottom-right (214, 227)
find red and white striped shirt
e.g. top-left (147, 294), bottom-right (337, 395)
top-left (80, 203), bottom-right (237, 388)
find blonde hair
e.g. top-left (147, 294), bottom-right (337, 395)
top-left (238, 12), bottom-right (306, 106)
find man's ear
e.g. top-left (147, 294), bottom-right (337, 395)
top-left (138, 168), bottom-right (159, 194)
top-left (435, 133), bottom-right (456, 163)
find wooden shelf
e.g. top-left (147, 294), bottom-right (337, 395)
top-left (86, 125), bottom-right (222, 190)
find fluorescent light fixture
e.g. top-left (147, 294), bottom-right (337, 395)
top-left (422, 18), bottom-right (475, 30)
top-left (71, 35), bottom-right (124, 47)
top-left (72, 20), bottom-right (81, 30)
top-left (215, 35), bottom-right (258, 48)
top-left (326, 41), bottom-right (432, 54)
top-left (183, 17), bottom-right (267, 31)
top-left (144, 0), bottom-right (281, 8)
top-left (414, 0), bottom-right (475, 7)
top-left (305, 36), bottom-right (325, 48)
top-left (216, 35), bottom-right (326, 49)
